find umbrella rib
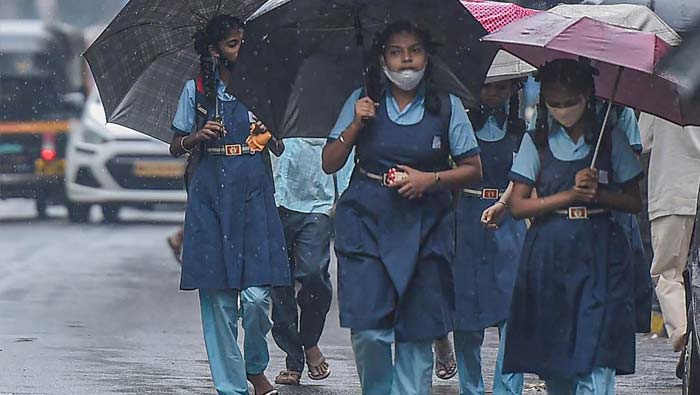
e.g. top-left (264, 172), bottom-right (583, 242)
top-left (188, 6), bottom-right (210, 25)
top-left (91, 21), bottom-right (173, 45)
top-left (106, 44), bottom-right (191, 116)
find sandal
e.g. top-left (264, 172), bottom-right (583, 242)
top-left (434, 337), bottom-right (457, 380)
top-left (247, 373), bottom-right (279, 395)
top-left (275, 369), bottom-right (301, 385)
top-left (307, 356), bottom-right (331, 381)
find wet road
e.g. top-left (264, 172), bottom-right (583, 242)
top-left (0, 200), bottom-right (682, 394)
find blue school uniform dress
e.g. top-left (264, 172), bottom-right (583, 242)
top-left (504, 123), bottom-right (643, 381)
top-left (606, 107), bottom-right (653, 333)
top-left (328, 87), bottom-right (479, 395)
top-left (172, 77), bottom-right (291, 395)
top-left (452, 107), bottom-right (526, 395)
top-left (172, 78), bottom-right (290, 291)
top-left (454, 107), bottom-right (526, 332)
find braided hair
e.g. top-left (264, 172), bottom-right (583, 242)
top-left (192, 15), bottom-right (245, 103)
top-left (468, 79), bottom-right (526, 138)
top-left (366, 20), bottom-right (443, 115)
top-left (533, 58), bottom-right (610, 152)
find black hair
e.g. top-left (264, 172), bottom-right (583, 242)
top-left (192, 15), bottom-right (245, 102)
top-left (366, 20), bottom-right (442, 115)
top-left (533, 57), bottom-right (610, 151)
top-left (468, 79), bottom-right (526, 138)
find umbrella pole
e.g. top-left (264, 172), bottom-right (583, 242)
top-left (589, 101), bottom-right (613, 169)
top-left (590, 66), bottom-right (622, 169)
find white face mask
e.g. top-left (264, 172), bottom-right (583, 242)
top-left (381, 57), bottom-right (426, 92)
top-left (546, 97), bottom-right (587, 128)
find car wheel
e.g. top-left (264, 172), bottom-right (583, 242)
top-left (101, 204), bottom-right (121, 223)
top-left (67, 202), bottom-right (91, 223)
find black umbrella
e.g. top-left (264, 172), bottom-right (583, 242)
top-left (229, 0), bottom-right (495, 138)
top-left (84, 0), bottom-right (268, 143)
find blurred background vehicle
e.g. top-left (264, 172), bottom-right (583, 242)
top-left (0, 19), bottom-right (86, 218)
top-left (64, 91), bottom-right (186, 223)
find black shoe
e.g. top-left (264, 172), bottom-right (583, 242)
top-left (677, 345), bottom-right (687, 380)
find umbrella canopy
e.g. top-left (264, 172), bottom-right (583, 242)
top-left (462, 1), bottom-right (539, 84)
top-left (650, 0), bottom-right (700, 34)
top-left (461, 0), bottom-right (540, 33)
top-left (584, 0), bottom-right (700, 34)
top-left (485, 50), bottom-right (536, 84)
top-left (228, 0), bottom-right (495, 138)
top-left (657, 27), bottom-right (700, 100)
top-left (549, 4), bottom-right (682, 46)
top-left (482, 12), bottom-right (700, 127)
top-left (84, 0), bottom-right (268, 143)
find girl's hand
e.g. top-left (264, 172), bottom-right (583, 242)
top-left (193, 121), bottom-right (225, 142)
top-left (389, 165), bottom-right (434, 200)
top-left (353, 97), bottom-right (379, 126)
top-left (575, 168), bottom-right (598, 189)
top-left (481, 202), bottom-right (507, 230)
top-left (572, 168), bottom-right (598, 203)
top-left (250, 120), bottom-right (268, 136)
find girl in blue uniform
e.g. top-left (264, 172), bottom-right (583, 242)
top-left (504, 58), bottom-right (644, 394)
top-left (168, 15), bottom-right (290, 395)
top-left (322, 21), bottom-right (483, 395)
top-left (450, 77), bottom-right (528, 395)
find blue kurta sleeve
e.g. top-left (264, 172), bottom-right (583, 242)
top-left (611, 127), bottom-right (644, 184)
top-left (509, 132), bottom-right (540, 186)
top-left (172, 80), bottom-right (196, 136)
top-left (615, 106), bottom-right (642, 153)
top-left (448, 94), bottom-right (480, 161)
top-left (328, 88), bottom-right (363, 142)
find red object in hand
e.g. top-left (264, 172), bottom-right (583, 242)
top-left (384, 167), bottom-right (408, 186)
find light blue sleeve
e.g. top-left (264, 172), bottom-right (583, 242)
top-left (509, 133), bottom-right (540, 186)
top-left (335, 148), bottom-right (356, 195)
top-left (615, 106), bottom-right (642, 153)
top-left (172, 80), bottom-right (196, 135)
top-left (611, 126), bottom-right (644, 184)
top-left (328, 88), bottom-right (363, 141)
top-left (448, 94), bottom-right (480, 160)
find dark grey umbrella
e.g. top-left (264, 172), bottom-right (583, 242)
top-left (84, 0), bottom-right (267, 142)
top-left (229, 0), bottom-right (495, 138)
top-left (657, 21), bottom-right (700, 101)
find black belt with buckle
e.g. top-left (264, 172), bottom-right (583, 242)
top-left (463, 187), bottom-right (504, 200)
top-left (206, 144), bottom-right (255, 156)
top-left (554, 206), bottom-right (609, 220)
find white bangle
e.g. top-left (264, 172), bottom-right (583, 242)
top-left (180, 135), bottom-right (193, 154)
top-left (338, 134), bottom-right (352, 148)
top-left (496, 200), bottom-right (508, 208)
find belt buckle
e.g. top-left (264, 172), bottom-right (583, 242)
top-left (482, 188), bottom-right (499, 200)
top-left (225, 144), bottom-right (242, 156)
top-left (568, 206), bottom-right (589, 220)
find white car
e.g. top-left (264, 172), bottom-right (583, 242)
top-left (65, 92), bottom-right (186, 222)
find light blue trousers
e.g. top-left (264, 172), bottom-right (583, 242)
top-left (545, 368), bottom-right (616, 395)
top-left (351, 329), bottom-right (434, 395)
top-left (454, 321), bottom-right (524, 395)
top-left (199, 288), bottom-right (273, 395)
